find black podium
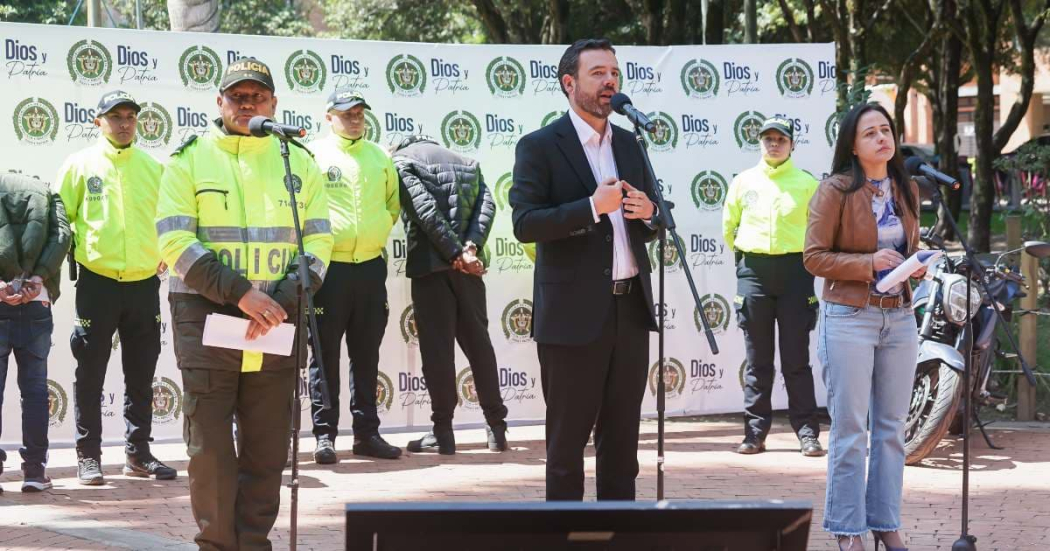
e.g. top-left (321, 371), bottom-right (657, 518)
top-left (345, 500), bottom-right (812, 550)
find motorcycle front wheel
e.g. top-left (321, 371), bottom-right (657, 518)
top-left (904, 361), bottom-right (964, 465)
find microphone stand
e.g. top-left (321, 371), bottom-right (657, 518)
top-left (923, 182), bottom-right (1036, 551)
top-left (273, 128), bottom-right (332, 551)
top-left (631, 123), bottom-right (720, 501)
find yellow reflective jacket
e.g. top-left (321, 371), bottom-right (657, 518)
top-left (311, 134), bottom-right (399, 264)
top-left (56, 137), bottom-right (162, 282)
top-left (722, 158), bottom-right (818, 255)
top-left (156, 123), bottom-right (333, 372)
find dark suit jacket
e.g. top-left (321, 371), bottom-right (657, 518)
top-left (510, 113), bottom-right (659, 346)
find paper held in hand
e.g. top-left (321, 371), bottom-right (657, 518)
top-left (202, 313), bottom-right (296, 356)
top-left (875, 250), bottom-right (944, 293)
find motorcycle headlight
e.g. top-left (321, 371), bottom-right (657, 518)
top-left (942, 275), bottom-right (982, 325)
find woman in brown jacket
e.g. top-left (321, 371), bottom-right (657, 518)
top-left (804, 103), bottom-right (925, 551)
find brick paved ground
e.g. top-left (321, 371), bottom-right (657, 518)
top-left (2, 416), bottom-right (1048, 550)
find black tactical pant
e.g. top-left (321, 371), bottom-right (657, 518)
top-left (735, 253), bottom-right (820, 441)
top-left (308, 258), bottom-right (388, 441)
top-left (71, 267), bottom-right (161, 458)
top-left (410, 270), bottom-right (507, 428)
top-left (182, 367), bottom-right (295, 551)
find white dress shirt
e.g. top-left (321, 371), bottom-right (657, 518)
top-left (568, 108), bottom-right (639, 281)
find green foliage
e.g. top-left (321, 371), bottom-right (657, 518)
top-left (219, 0), bottom-right (314, 37)
top-left (0, 0), bottom-right (78, 24)
top-left (321, 0), bottom-right (482, 43)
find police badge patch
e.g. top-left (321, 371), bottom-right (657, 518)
top-left (327, 166), bottom-right (342, 182)
top-left (87, 176), bottom-right (104, 194)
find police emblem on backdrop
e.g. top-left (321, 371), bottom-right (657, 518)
top-left (648, 358), bottom-right (686, 399)
top-left (179, 45), bottom-right (223, 91)
top-left (386, 54), bottom-right (427, 97)
top-left (825, 112), bottom-right (841, 147)
top-left (440, 110), bottom-right (482, 153)
top-left (47, 379), bottom-right (69, 428)
top-left (680, 59), bottom-right (720, 99)
top-left (12, 97), bottom-right (60, 145)
top-left (136, 102), bottom-right (173, 149)
top-left (67, 39), bottom-right (113, 85)
top-left (734, 111), bottom-right (766, 151)
top-left (363, 110), bottom-right (381, 142)
top-left (540, 110), bottom-right (565, 128)
top-left (456, 368), bottom-right (480, 409)
top-left (642, 112), bottom-right (679, 152)
top-left (501, 299), bottom-right (533, 343)
top-left (87, 176), bottom-right (104, 194)
top-left (400, 304), bottom-right (419, 346)
top-left (776, 58), bottom-right (815, 99)
top-left (691, 170), bottom-right (729, 211)
top-left (647, 239), bottom-right (682, 273)
top-left (695, 294), bottom-right (731, 334)
top-left (151, 377), bottom-right (182, 424)
top-left (375, 371), bottom-right (395, 413)
top-left (486, 56), bottom-right (526, 98)
top-left (285, 49), bottom-right (327, 94)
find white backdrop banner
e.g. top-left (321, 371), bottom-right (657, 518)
top-left (0, 22), bottom-right (838, 446)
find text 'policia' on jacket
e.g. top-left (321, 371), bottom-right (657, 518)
top-left (156, 122), bottom-right (334, 372)
top-left (310, 134), bottom-right (399, 264)
top-left (57, 137), bottom-right (163, 282)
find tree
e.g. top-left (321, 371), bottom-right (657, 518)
top-left (949, 0), bottom-right (1049, 251)
top-left (167, 0), bottom-right (217, 32)
top-left (815, 0), bottom-right (896, 108)
top-left (323, 0), bottom-right (481, 43)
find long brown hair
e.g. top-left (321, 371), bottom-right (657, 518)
top-left (830, 103), bottom-right (916, 215)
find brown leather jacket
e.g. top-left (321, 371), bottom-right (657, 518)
top-left (803, 173), bottom-right (920, 308)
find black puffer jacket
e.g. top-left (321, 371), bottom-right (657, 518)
top-left (0, 173), bottom-right (71, 302)
top-left (392, 137), bottom-right (495, 279)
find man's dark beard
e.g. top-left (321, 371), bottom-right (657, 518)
top-left (574, 86), bottom-right (614, 119)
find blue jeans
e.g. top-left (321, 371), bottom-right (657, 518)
top-left (0, 302), bottom-right (53, 469)
top-left (818, 301), bottom-right (917, 536)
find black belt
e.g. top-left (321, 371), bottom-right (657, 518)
top-left (612, 278), bottom-right (635, 295)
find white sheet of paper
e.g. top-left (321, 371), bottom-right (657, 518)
top-left (875, 249), bottom-right (944, 293)
top-left (202, 313), bottom-right (295, 356)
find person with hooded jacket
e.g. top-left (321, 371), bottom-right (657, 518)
top-left (0, 173), bottom-right (70, 493)
top-left (391, 136), bottom-right (508, 455)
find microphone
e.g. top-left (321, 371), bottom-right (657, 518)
top-left (904, 156), bottom-right (960, 191)
top-left (247, 116), bottom-right (307, 138)
top-left (610, 93), bottom-right (655, 132)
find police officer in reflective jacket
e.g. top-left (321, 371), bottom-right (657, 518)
top-left (722, 116), bottom-right (824, 457)
top-left (156, 58), bottom-right (333, 551)
top-left (56, 90), bottom-right (177, 485)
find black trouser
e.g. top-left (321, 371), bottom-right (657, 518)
top-left (308, 258), bottom-right (388, 441)
top-left (410, 270), bottom-right (507, 428)
top-left (71, 267), bottom-right (161, 458)
top-left (735, 252), bottom-right (819, 441)
top-left (182, 367), bottom-right (294, 551)
top-left (539, 278), bottom-right (650, 501)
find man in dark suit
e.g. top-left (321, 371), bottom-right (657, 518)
top-left (510, 38), bottom-right (659, 501)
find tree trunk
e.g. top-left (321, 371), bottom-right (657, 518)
top-left (969, 56), bottom-right (996, 251)
top-left (547, 0), bottom-right (569, 44)
top-left (744, 0), bottom-right (757, 43)
top-left (166, 0), bottom-right (219, 32)
top-left (665, 0), bottom-right (687, 45)
top-left (642, 0), bottom-right (666, 45)
top-left (705, 0), bottom-right (725, 44)
top-left (934, 25), bottom-right (963, 241)
top-left (471, 0), bottom-right (511, 44)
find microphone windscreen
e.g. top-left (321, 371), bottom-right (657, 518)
top-left (610, 93), bottom-right (631, 115)
top-left (247, 116), bottom-right (270, 138)
top-left (904, 155), bottom-right (925, 175)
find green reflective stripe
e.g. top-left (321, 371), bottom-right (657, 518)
top-left (303, 218), bottom-right (331, 236)
top-left (156, 216), bottom-right (198, 236)
top-left (174, 242), bottom-right (210, 277)
top-left (306, 252), bottom-right (327, 280)
top-left (195, 226), bottom-right (299, 244)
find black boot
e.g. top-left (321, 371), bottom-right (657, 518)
top-left (353, 434), bottom-right (402, 459)
top-left (407, 427), bottom-right (455, 455)
top-left (124, 453), bottom-right (177, 480)
top-left (486, 422), bottom-right (508, 452)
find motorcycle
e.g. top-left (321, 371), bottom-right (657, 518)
top-left (904, 234), bottom-right (1050, 465)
